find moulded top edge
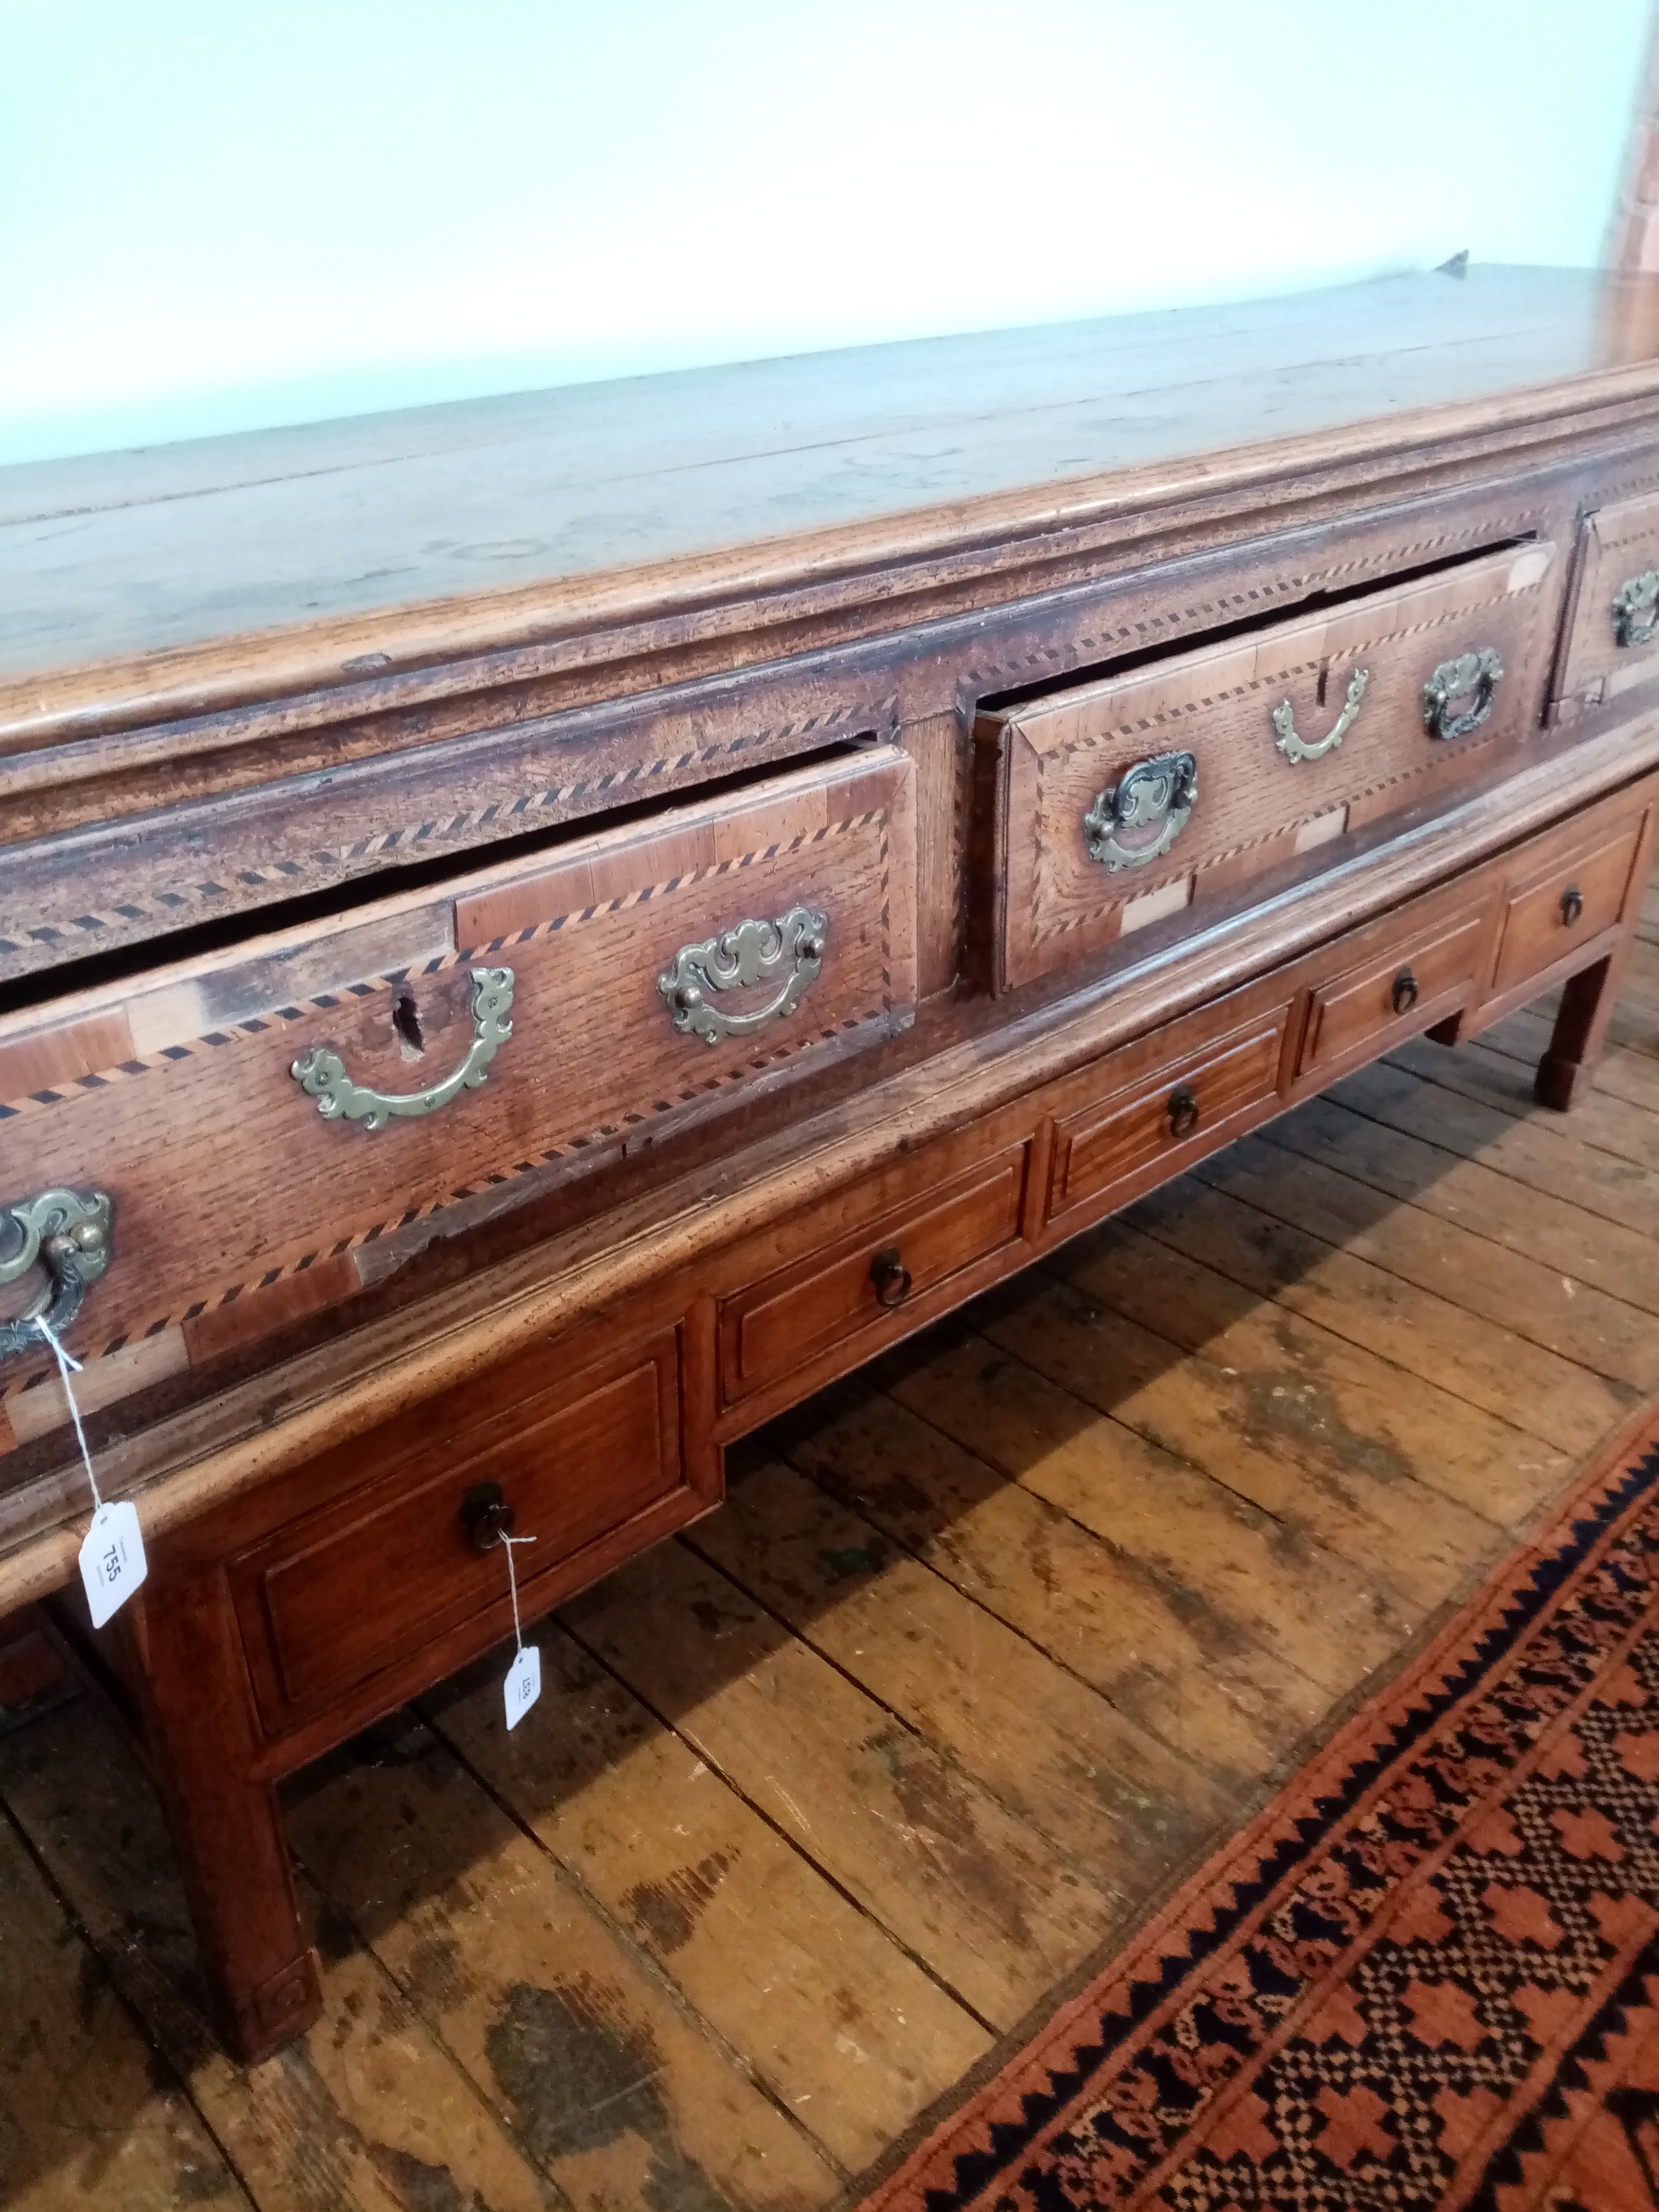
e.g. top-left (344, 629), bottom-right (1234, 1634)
top-left (2, 266), bottom-right (1657, 736)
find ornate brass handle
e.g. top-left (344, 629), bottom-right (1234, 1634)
top-left (1167, 1084), bottom-right (1201, 1141)
top-left (1612, 571), bottom-right (1659, 648)
top-left (869, 1246), bottom-right (912, 1309)
top-left (1561, 884), bottom-right (1585, 927)
top-left (1422, 648), bottom-right (1503, 741)
top-left (459, 1481), bottom-right (516, 1552)
top-left (1272, 668), bottom-right (1369, 765)
top-left (0, 1187), bottom-right (114, 1362)
top-left (291, 967), bottom-right (514, 1131)
top-left (658, 907), bottom-right (827, 1048)
top-left (1083, 751), bottom-right (1198, 870)
top-left (1392, 968), bottom-right (1420, 1016)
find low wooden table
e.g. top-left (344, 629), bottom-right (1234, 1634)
top-left (3, 264), bottom-right (1658, 2058)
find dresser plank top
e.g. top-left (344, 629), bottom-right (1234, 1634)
top-left (6, 265), bottom-right (1659, 742)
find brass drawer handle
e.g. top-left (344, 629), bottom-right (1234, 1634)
top-left (1167, 1083), bottom-right (1201, 1139)
top-left (459, 1480), bottom-right (516, 1552)
top-left (1392, 967), bottom-right (1420, 1016)
top-left (659, 907), bottom-right (827, 1047)
top-left (1272, 668), bottom-right (1369, 765)
top-left (869, 1246), bottom-right (912, 1309)
top-left (1422, 647), bottom-right (1503, 741)
top-left (291, 966), bottom-right (515, 1132)
top-left (1612, 570), bottom-right (1659, 648)
top-left (1561, 883), bottom-right (1585, 927)
top-left (1083, 750), bottom-right (1198, 870)
top-left (0, 1187), bottom-right (114, 1363)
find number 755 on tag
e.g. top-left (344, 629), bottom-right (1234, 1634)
top-left (78, 1499), bottom-right (147, 1630)
top-left (504, 1645), bottom-right (541, 1730)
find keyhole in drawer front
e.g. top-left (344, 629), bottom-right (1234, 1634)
top-left (1316, 659), bottom-right (1329, 709)
top-left (391, 986), bottom-right (425, 1060)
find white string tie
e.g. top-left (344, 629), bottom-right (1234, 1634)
top-left (32, 1314), bottom-right (101, 1511)
top-left (499, 1531), bottom-right (537, 1651)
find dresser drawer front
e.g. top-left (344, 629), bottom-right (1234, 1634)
top-left (1492, 822), bottom-right (1644, 997)
top-left (1298, 908), bottom-right (1488, 1077)
top-left (231, 1324), bottom-right (707, 1731)
top-left (0, 747), bottom-right (916, 1382)
top-left (1552, 491), bottom-right (1659, 721)
top-left (718, 1145), bottom-right (1028, 1407)
top-left (1047, 1010), bottom-right (1288, 1225)
top-left (984, 542), bottom-right (1554, 990)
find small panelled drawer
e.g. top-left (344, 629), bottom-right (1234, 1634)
top-left (717, 1143), bottom-right (1029, 1411)
top-left (0, 745), bottom-right (917, 1382)
top-left (1551, 488), bottom-right (1659, 722)
top-left (1297, 907), bottom-right (1488, 1079)
top-left (978, 539), bottom-right (1555, 991)
top-left (229, 1322), bottom-right (716, 1736)
top-left (1491, 819), bottom-right (1645, 999)
top-left (1045, 1005), bottom-right (1290, 1228)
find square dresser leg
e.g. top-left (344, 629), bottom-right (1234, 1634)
top-left (128, 1572), bottom-right (323, 2063)
top-left (1535, 935), bottom-right (1636, 1110)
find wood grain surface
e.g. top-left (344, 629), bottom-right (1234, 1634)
top-left (2, 270), bottom-right (1649, 715)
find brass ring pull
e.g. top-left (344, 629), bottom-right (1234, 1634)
top-left (1561, 884), bottom-right (1585, 927)
top-left (869, 1246), bottom-right (912, 1309)
top-left (1392, 968), bottom-right (1420, 1016)
top-left (1422, 648), bottom-right (1503, 742)
top-left (459, 1481), bottom-right (516, 1553)
top-left (1272, 668), bottom-right (1369, 765)
top-left (0, 1187), bottom-right (115, 1364)
top-left (1167, 1084), bottom-right (1201, 1140)
top-left (659, 907), bottom-right (827, 1048)
top-left (1613, 570), bottom-right (1659, 648)
top-left (1083, 751), bottom-right (1198, 870)
top-left (291, 967), bottom-right (514, 1132)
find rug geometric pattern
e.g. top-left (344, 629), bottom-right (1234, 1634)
top-left (862, 1414), bottom-right (1659, 2212)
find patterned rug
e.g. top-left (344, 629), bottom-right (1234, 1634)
top-left (862, 1407), bottom-right (1659, 2212)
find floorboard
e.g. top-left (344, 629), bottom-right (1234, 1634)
top-left (5, 980), bottom-right (1659, 2208)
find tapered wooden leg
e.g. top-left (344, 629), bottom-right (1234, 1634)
top-left (126, 1571), bottom-right (322, 2062)
top-left (1535, 936), bottom-right (1635, 1110)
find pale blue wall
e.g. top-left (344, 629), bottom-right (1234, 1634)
top-left (1, 0), bottom-right (1650, 465)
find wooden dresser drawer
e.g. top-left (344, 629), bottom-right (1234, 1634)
top-left (1491, 819), bottom-right (1645, 998)
top-left (229, 1321), bottom-right (715, 1734)
top-left (717, 1142), bottom-right (1029, 1411)
top-left (0, 745), bottom-right (916, 1382)
top-left (1045, 1004), bottom-right (1290, 1228)
top-left (1552, 490), bottom-right (1659, 722)
top-left (979, 540), bottom-right (1555, 991)
top-left (1298, 907), bottom-right (1488, 1078)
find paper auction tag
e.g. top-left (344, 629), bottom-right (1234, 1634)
top-left (78, 1499), bottom-right (147, 1629)
top-left (503, 1643), bottom-right (542, 1730)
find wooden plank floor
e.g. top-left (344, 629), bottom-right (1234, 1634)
top-left (5, 921), bottom-right (1659, 2210)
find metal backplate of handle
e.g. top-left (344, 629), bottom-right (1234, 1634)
top-left (1422, 648), bottom-right (1503, 741)
top-left (0, 1187), bottom-right (115, 1362)
top-left (1083, 751), bottom-right (1198, 869)
top-left (1613, 571), bottom-right (1659, 648)
top-left (659, 907), bottom-right (828, 1046)
top-left (291, 967), bottom-right (515, 1130)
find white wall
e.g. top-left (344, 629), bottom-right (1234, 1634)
top-left (1, 0), bottom-right (1650, 466)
